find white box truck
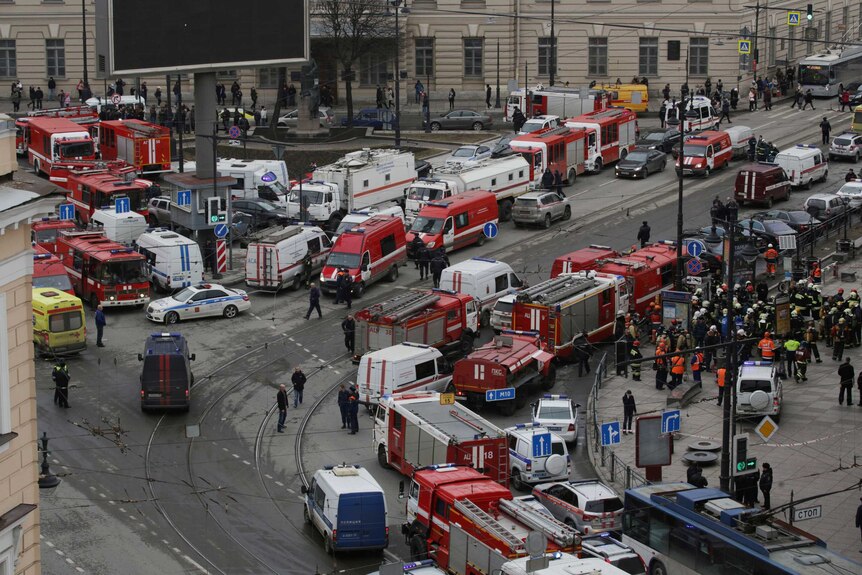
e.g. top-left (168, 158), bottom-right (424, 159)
top-left (285, 148), bottom-right (415, 231)
top-left (135, 229), bottom-right (204, 291)
top-left (90, 208), bottom-right (148, 244)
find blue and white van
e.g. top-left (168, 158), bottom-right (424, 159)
top-left (135, 229), bottom-right (203, 292)
top-left (302, 464), bottom-right (388, 554)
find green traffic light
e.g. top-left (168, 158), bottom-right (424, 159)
top-left (736, 462), bottom-right (746, 471)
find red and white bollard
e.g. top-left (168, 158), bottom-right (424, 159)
top-left (216, 239), bottom-right (227, 274)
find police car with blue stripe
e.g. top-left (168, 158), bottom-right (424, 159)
top-left (505, 423), bottom-right (571, 492)
top-left (146, 283), bottom-right (251, 324)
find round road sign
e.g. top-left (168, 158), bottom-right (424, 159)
top-left (214, 223), bottom-right (229, 238)
top-left (483, 221), bottom-right (498, 239)
top-left (228, 125), bottom-right (241, 139)
top-left (686, 239), bottom-right (705, 258)
top-left (686, 258), bottom-right (703, 276)
top-left (110, 93), bottom-right (122, 105)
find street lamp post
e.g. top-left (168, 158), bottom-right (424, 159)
top-left (495, 39), bottom-right (501, 108)
top-left (81, 0), bottom-right (89, 94)
top-left (391, 0), bottom-right (408, 149)
top-left (675, 56), bottom-right (690, 290)
top-left (549, 0), bottom-right (556, 87)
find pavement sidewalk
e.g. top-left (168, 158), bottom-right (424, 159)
top-left (587, 238), bottom-right (862, 559)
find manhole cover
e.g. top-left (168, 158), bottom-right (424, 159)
top-left (688, 440), bottom-right (721, 451)
top-left (683, 451), bottom-right (718, 464)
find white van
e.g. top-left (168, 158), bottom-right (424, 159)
top-left (185, 159), bottom-right (291, 205)
top-left (245, 225), bottom-right (331, 291)
top-left (496, 554), bottom-right (630, 575)
top-left (664, 96), bottom-right (719, 132)
top-left (135, 229), bottom-right (204, 292)
top-left (357, 343), bottom-right (452, 406)
top-left (90, 208), bottom-right (148, 244)
top-left (438, 257), bottom-right (524, 327)
top-left (490, 293), bottom-right (517, 333)
top-left (332, 206), bottom-right (406, 241)
top-left (301, 464), bottom-right (388, 554)
top-left (773, 144), bottom-right (829, 188)
top-left (722, 125), bottom-right (753, 159)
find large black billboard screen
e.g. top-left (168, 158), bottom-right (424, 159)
top-left (108, 0), bottom-right (308, 75)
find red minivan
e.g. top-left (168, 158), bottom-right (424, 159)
top-left (407, 190), bottom-right (499, 254)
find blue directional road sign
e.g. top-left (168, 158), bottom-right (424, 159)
top-left (114, 197), bottom-right (130, 214)
top-left (486, 387), bottom-right (516, 402)
top-left (686, 239), bottom-right (705, 258)
top-left (214, 223), bottom-right (229, 238)
top-left (662, 410), bottom-right (681, 434)
top-left (483, 221), bottom-right (498, 239)
top-left (58, 204), bottom-right (75, 221)
top-left (228, 125), bottom-right (241, 139)
top-left (601, 422), bottom-right (621, 446)
top-left (177, 189), bottom-right (191, 207)
top-left (532, 432), bottom-right (552, 458)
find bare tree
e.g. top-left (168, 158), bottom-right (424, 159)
top-left (314, 0), bottom-right (392, 126)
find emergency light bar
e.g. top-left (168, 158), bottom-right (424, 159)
top-left (513, 422), bottom-right (544, 429)
top-left (33, 254), bottom-right (52, 260)
top-left (742, 361), bottom-right (773, 366)
top-left (472, 257), bottom-right (497, 263)
top-left (542, 394), bottom-right (569, 400)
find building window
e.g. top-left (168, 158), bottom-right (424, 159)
top-left (258, 67), bottom-right (285, 89)
top-left (639, 38), bottom-right (658, 76)
top-left (216, 70), bottom-right (237, 80)
top-left (843, 6), bottom-right (850, 34)
top-left (463, 38), bottom-right (483, 77)
top-left (689, 37), bottom-right (708, 76)
top-left (415, 38), bottom-right (434, 78)
top-left (360, 53), bottom-right (389, 86)
top-left (588, 37), bottom-right (608, 76)
top-left (45, 39), bottom-right (65, 78)
top-left (0, 41), bottom-right (15, 78)
top-left (788, 25), bottom-right (795, 59)
top-left (538, 37), bottom-right (556, 76)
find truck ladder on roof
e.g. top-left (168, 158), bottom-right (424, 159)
top-left (516, 276), bottom-right (577, 302)
top-left (529, 277), bottom-right (598, 305)
top-left (454, 499), bottom-right (526, 554)
top-left (596, 257), bottom-right (646, 270)
top-left (498, 498), bottom-right (579, 548)
top-left (368, 291), bottom-right (440, 321)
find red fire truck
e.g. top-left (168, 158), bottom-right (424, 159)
top-left (55, 231), bottom-right (150, 308)
top-left (31, 217), bottom-right (78, 252)
top-left (65, 170), bottom-right (157, 224)
top-left (511, 271), bottom-right (626, 357)
top-left (15, 105), bottom-right (98, 157)
top-left (505, 85), bottom-right (609, 121)
top-left (354, 289), bottom-right (479, 360)
top-left (551, 243), bottom-right (677, 315)
top-left (33, 246), bottom-right (74, 295)
top-left (373, 392), bottom-right (509, 484)
top-left (452, 331), bottom-right (556, 415)
top-left (509, 126), bottom-right (592, 186)
top-left (27, 117), bottom-right (97, 182)
top-left (402, 464), bottom-right (581, 572)
top-left (564, 108), bottom-right (639, 172)
top-left (98, 119), bottom-right (171, 174)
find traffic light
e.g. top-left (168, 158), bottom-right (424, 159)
top-left (206, 196), bottom-right (226, 224)
top-left (807, 3), bottom-right (813, 21)
top-left (732, 434), bottom-right (758, 476)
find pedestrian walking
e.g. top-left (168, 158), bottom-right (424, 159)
top-left (855, 498), bottom-right (862, 548)
top-left (820, 117), bottom-right (832, 145)
top-left (762, 88), bottom-right (772, 111)
top-left (795, 342), bottom-right (811, 382)
top-left (52, 359), bottom-right (70, 408)
top-left (622, 390), bottom-right (636, 434)
top-left (342, 314), bottom-right (356, 355)
top-left (839, 357), bottom-right (855, 405)
top-left (430, 252), bottom-right (446, 288)
top-left (448, 88), bottom-right (456, 110)
top-left (94, 304), bottom-right (106, 347)
top-left (337, 384), bottom-right (350, 429)
top-left (553, 170), bottom-right (563, 195)
top-left (748, 88), bottom-right (757, 111)
top-left (485, 84), bottom-right (492, 109)
top-left (512, 107), bottom-right (526, 133)
top-left (276, 384), bottom-right (288, 433)
top-left (541, 168), bottom-right (554, 190)
top-left (35, 87), bottom-right (43, 109)
top-left (348, 393), bottom-right (360, 434)
top-left (414, 80), bottom-right (424, 104)
top-left (659, 101), bottom-right (666, 128)
top-left (342, 274), bottom-right (353, 309)
top-left (716, 366), bottom-right (727, 405)
top-left (304, 282), bottom-right (322, 320)
top-left (260, 106), bottom-right (267, 128)
top-left (637, 221), bottom-right (651, 248)
top-left (720, 97), bottom-right (732, 124)
top-left (802, 89), bottom-right (815, 110)
top-left (759, 463), bottom-right (773, 509)
top-left (11, 89), bottom-right (20, 112)
top-left (376, 85), bottom-right (384, 108)
top-left (291, 367), bottom-right (306, 407)
top-left (841, 89), bottom-right (851, 111)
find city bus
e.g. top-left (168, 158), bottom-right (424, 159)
top-left (622, 482), bottom-right (861, 575)
top-left (798, 45), bottom-right (862, 97)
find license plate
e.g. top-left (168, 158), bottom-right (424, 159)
top-left (548, 426), bottom-right (562, 431)
top-left (148, 392), bottom-right (162, 398)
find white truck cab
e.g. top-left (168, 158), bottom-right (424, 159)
top-left (356, 343), bottom-right (452, 406)
top-left (439, 257), bottom-right (524, 326)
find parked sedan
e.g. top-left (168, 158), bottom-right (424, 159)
top-left (425, 109), bottom-right (493, 131)
top-left (836, 181), bottom-right (862, 208)
top-left (277, 108), bottom-right (334, 128)
top-left (231, 199), bottom-right (290, 230)
top-left (444, 144), bottom-right (492, 166)
top-left (512, 190), bottom-right (571, 228)
top-left (635, 128), bottom-right (681, 153)
top-left (738, 218), bottom-right (798, 247)
top-left (614, 149), bottom-right (667, 178)
top-left (752, 209), bottom-right (823, 232)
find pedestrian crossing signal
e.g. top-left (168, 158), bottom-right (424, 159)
top-left (738, 40), bottom-right (751, 55)
top-left (807, 3), bottom-right (813, 20)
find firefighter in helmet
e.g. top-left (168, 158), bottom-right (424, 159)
top-left (630, 340), bottom-right (643, 381)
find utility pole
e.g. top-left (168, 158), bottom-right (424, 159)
top-left (495, 39), bottom-right (501, 108)
top-left (393, 0), bottom-right (402, 148)
top-left (753, 2), bottom-right (761, 83)
top-left (549, 0), bottom-right (556, 87)
top-left (720, 203), bottom-right (739, 493)
top-left (81, 0), bottom-right (89, 93)
top-left (675, 56), bottom-right (689, 290)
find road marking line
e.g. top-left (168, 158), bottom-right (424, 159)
top-left (128, 515), bottom-right (136, 520)
top-left (242, 460), bottom-right (251, 465)
top-left (275, 481), bottom-right (284, 487)
top-left (107, 500), bottom-right (115, 505)
top-left (182, 555), bottom-right (208, 573)
top-left (150, 531), bottom-right (158, 536)
top-left (45, 541), bottom-right (54, 548)
top-left (334, 370), bottom-right (341, 374)
top-left (296, 342), bottom-right (302, 346)
top-left (304, 348), bottom-right (310, 353)
top-left (265, 474), bottom-right (273, 479)
top-left (98, 493), bottom-right (106, 498)
top-left (52, 458), bottom-right (59, 464)
top-left (232, 453), bottom-right (239, 458)
top-left (598, 180), bottom-right (616, 187)
top-left (222, 447), bottom-right (229, 452)
top-left (297, 495), bottom-right (305, 501)
top-left (76, 568), bottom-right (85, 573)
top-left (55, 550), bottom-right (65, 556)
top-left (172, 547), bottom-right (181, 554)
top-left (162, 540), bottom-right (169, 545)
top-left (119, 507), bottom-right (126, 513)
top-left (66, 558), bottom-right (75, 565)
top-left (289, 337), bottom-right (295, 341)
top-left (286, 488), bottom-right (295, 494)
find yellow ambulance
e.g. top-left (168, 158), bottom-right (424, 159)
top-left (599, 83), bottom-right (650, 113)
top-left (32, 287), bottom-right (87, 356)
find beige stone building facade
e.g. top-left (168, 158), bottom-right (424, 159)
top-left (0, 113), bottom-right (61, 575)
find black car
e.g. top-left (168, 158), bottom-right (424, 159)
top-left (231, 198), bottom-right (289, 229)
top-left (752, 210), bottom-right (822, 233)
top-left (614, 149), bottom-right (667, 178)
top-left (635, 128), bottom-right (681, 153)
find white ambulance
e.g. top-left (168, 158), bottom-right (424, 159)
top-left (438, 257), bottom-right (524, 327)
top-left (356, 343), bottom-right (452, 406)
top-left (245, 225), bottom-right (331, 291)
top-left (135, 229), bottom-right (204, 292)
top-left (773, 144), bottom-right (829, 188)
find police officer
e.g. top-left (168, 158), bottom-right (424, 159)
top-left (342, 314), bottom-right (356, 355)
top-left (342, 272), bottom-right (353, 309)
top-left (629, 341), bottom-right (643, 381)
top-left (430, 251), bottom-right (446, 288)
top-left (52, 359), bottom-right (70, 408)
top-left (418, 242), bottom-right (430, 281)
top-left (334, 268), bottom-right (347, 305)
top-left (622, 390), bottom-right (636, 434)
top-left (302, 254), bottom-right (313, 287)
top-left (410, 234), bottom-right (424, 269)
top-left (337, 384), bottom-right (350, 429)
top-left (747, 135), bottom-right (757, 161)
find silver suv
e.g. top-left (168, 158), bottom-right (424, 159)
top-left (512, 190), bottom-right (571, 229)
top-left (147, 196), bottom-right (172, 227)
top-left (803, 193), bottom-right (848, 221)
top-left (829, 131), bottom-right (862, 162)
top-left (735, 361), bottom-right (782, 422)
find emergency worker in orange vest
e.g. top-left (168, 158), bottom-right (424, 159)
top-left (810, 261), bottom-right (822, 285)
top-left (690, 348), bottom-right (705, 383)
top-left (758, 331), bottom-right (777, 361)
top-left (670, 351), bottom-right (685, 389)
top-left (764, 245), bottom-right (779, 279)
top-left (716, 366), bottom-right (727, 405)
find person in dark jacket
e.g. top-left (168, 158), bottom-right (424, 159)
top-left (52, 359), bottom-right (70, 408)
top-left (687, 463), bottom-right (708, 487)
top-left (839, 357), bottom-right (855, 405)
top-left (342, 315), bottom-right (356, 355)
top-left (94, 304), bottom-right (106, 347)
top-left (622, 390), bottom-right (636, 434)
top-left (820, 117), bottom-right (832, 145)
top-left (348, 393), bottom-right (360, 434)
top-left (636, 221), bottom-right (651, 248)
top-left (847, 169), bottom-right (858, 182)
top-left (276, 384), bottom-right (288, 432)
top-left (759, 463), bottom-right (773, 509)
top-left (430, 253), bottom-right (446, 288)
top-left (553, 170), bottom-right (564, 195)
top-left (855, 497), bottom-right (862, 545)
top-left (418, 244), bottom-right (430, 280)
top-left (410, 235), bottom-right (424, 269)
top-left (337, 384), bottom-right (350, 429)
top-left (305, 283), bottom-right (322, 320)
top-left (291, 367), bottom-right (306, 407)
top-left (511, 107), bottom-right (526, 133)
top-left (541, 168), bottom-right (554, 189)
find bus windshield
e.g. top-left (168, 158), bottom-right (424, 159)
top-left (799, 64), bottom-right (830, 86)
top-left (96, 260), bottom-right (147, 284)
top-left (59, 140), bottom-right (94, 159)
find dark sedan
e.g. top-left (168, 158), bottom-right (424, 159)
top-left (425, 109), bottom-right (493, 131)
top-left (635, 128), bottom-right (681, 153)
top-left (752, 210), bottom-right (822, 232)
top-left (231, 199), bottom-right (289, 230)
top-left (614, 149), bottom-right (667, 178)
